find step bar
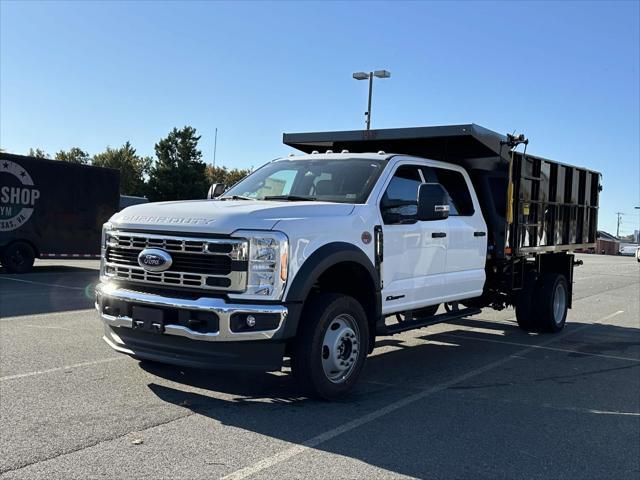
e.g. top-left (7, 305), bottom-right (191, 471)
top-left (377, 307), bottom-right (482, 336)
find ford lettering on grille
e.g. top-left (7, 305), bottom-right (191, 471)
top-left (137, 248), bottom-right (172, 272)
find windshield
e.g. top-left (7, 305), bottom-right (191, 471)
top-left (222, 158), bottom-right (386, 203)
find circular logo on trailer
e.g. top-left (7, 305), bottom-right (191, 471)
top-left (137, 248), bottom-right (173, 272)
top-left (0, 160), bottom-right (41, 232)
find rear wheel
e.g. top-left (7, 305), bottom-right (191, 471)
top-left (291, 293), bottom-right (369, 400)
top-left (535, 273), bottom-right (569, 333)
top-left (1, 241), bottom-right (35, 274)
top-left (516, 272), bottom-right (568, 333)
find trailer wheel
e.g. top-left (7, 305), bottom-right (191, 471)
top-left (515, 272), bottom-right (538, 332)
top-left (535, 273), bottom-right (569, 333)
top-left (291, 293), bottom-right (369, 400)
top-left (1, 241), bottom-right (35, 274)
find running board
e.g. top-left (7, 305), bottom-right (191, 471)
top-left (378, 307), bottom-right (482, 336)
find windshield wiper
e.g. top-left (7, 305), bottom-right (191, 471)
top-left (218, 195), bottom-right (254, 201)
top-left (263, 195), bottom-right (317, 201)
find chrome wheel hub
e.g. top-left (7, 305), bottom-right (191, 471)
top-left (321, 314), bottom-right (360, 384)
top-left (553, 282), bottom-right (567, 325)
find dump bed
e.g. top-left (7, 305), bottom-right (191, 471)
top-left (283, 124), bottom-right (601, 259)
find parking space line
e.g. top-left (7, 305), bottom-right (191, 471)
top-left (0, 276), bottom-right (87, 290)
top-left (221, 312), bottom-right (621, 480)
top-left (0, 308), bottom-right (95, 323)
top-left (440, 322), bottom-right (639, 364)
top-left (0, 357), bottom-right (126, 382)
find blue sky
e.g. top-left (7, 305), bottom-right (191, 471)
top-left (1, 0), bottom-right (638, 235)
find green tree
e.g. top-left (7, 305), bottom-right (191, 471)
top-left (55, 147), bottom-right (90, 164)
top-left (28, 148), bottom-right (49, 158)
top-left (148, 126), bottom-right (209, 201)
top-left (206, 165), bottom-right (252, 189)
top-left (92, 142), bottom-right (151, 197)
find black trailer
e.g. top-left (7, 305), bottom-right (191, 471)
top-left (0, 153), bottom-right (120, 273)
top-left (284, 124), bottom-right (601, 323)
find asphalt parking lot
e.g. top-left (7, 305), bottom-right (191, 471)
top-left (1, 254), bottom-right (639, 479)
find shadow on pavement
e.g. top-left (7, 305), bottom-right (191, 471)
top-left (143, 319), bottom-right (640, 479)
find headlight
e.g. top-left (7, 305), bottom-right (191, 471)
top-left (230, 230), bottom-right (288, 300)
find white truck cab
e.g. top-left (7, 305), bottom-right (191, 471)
top-left (96, 125), bottom-right (600, 399)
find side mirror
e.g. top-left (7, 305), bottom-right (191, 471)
top-left (207, 183), bottom-right (226, 199)
top-left (417, 183), bottom-right (450, 221)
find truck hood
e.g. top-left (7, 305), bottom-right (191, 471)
top-left (110, 200), bottom-right (355, 235)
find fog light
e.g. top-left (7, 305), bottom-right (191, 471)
top-left (246, 315), bottom-right (256, 327)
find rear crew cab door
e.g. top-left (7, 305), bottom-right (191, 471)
top-left (424, 165), bottom-right (487, 299)
top-left (378, 163), bottom-right (449, 315)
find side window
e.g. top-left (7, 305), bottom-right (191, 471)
top-left (428, 167), bottom-right (474, 216)
top-left (380, 165), bottom-right (423, 224)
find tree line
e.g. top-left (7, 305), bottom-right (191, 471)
top-left (24, 126), bottom-right (251, 202)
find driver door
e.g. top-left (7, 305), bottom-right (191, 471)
top-left (380, 164), bottom-right (449, 315)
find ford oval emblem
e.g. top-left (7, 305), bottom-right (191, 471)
top-left (137, 248), bottom-right (172, 272)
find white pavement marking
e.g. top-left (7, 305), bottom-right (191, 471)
top-left (23, 324), bottom-right (72, 331)
top-left (221, 310), bottom-right (625, 480)
top-left (0, 276), bottom-right (87, 290)
top-left (588, 409), bottom-right (640, 416)
top-left (0, 308), bottom-right (94, 323)
top-left (441, 319), bottom-right (638, 364)
top-left (0, 357), bottom-right (126, 382)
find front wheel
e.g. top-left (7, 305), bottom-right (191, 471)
top-left (291, 293), bottom-right (369, 400)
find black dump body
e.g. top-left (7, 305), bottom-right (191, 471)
top-left (283, 124), bottom-right (601, 260)
top-left (0, 153), bottom-right (120, 257)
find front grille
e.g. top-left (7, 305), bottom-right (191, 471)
top-left (103, 231), bottom-right (248, 292)
top-left (106, 248), bottom-right (233, 275)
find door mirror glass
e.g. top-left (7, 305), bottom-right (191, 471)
top-left (417, 183), bottom-right (450, 221)
top-left (207, 183), bottom-right (226, 199)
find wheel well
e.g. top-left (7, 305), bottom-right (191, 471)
top-left (310, 261), bottom-right (378, 352)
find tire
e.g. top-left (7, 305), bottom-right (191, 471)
top-left (535, 273), bottom-right (569, 333)
top-left (1, 241), bottom-right (36, 274)
top-left (515, 272), bottom-right (538, 332)
top-left (291, 293), bottom-right (369, 400)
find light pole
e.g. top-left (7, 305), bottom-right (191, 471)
top-left (352, 70), bottom-right (391, 130)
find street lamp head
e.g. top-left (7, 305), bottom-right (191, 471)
top-left (352, 72), bottom-right (370, 80)
top-left (373, 70), bottom-right (391, 79)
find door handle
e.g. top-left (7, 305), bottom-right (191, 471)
top-left (432, 232), bottom-right (446, 238)
top-left (474, 231), bottom-right (486, 237)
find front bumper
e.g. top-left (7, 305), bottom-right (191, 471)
top-left (95, 282), bottom-right (289, 370)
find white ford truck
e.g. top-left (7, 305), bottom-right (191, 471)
top-left (96, 124), bottom-right (601, 399)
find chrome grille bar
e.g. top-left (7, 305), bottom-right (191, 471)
top-left (103, 230), bottom-right (248, 292)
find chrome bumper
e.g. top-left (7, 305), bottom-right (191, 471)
top-left (95, 282), bottom-right (288, 342)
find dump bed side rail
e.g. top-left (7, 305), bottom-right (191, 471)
top-left (508, 152), bottom-right (600, 256)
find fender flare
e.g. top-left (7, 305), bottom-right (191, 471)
top-left (282, 242), bottom-right (381, 338)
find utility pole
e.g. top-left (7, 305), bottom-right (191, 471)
top-left (615, 211), bottom-right (624, 238)
top-left (213, 128), bottom-right (218, 168)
